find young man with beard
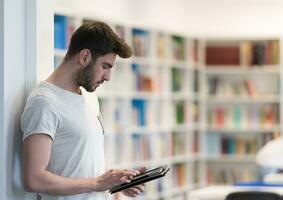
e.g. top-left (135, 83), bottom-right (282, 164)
top-left (21, 21), bottom-right (146, 200)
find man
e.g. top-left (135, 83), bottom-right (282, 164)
top-left (21, 21), bottom-right (145, 200)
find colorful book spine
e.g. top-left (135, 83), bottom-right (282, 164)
top-left (132, 99), bottom-right (146, 126)
top-left (132, 29), bottom-right (150, 57)
top-left (54, 15), bottom-right (67, 49)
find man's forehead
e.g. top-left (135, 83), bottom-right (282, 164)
top-left (98, 53), bottom-right (116, 63)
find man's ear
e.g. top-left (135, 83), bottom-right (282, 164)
top-left (79, 49), bottom-right (92, 67)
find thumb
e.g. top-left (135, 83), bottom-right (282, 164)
top-left (120, 176), bottom-right (131, 183)
top-left (138, 166), bottom-right (147, 173)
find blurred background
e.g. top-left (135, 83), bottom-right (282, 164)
top-left (2, 0), bottom-right (283, 200)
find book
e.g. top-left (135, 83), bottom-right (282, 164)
top-left (172, 68), bottom-right (183, 92)
top-left (132, 29), bottom-right (150, 57)
top-left (171, 35), bottom-right (185, 60)
top-left (54, 15), bottom-right (67, 49)
top-left (157, 33), bottom-right (166, 59)
top-left (240, 41), bottom-right (253, 66)
top-left (252, 42), bottom-right (265, 65)
top-left (132, 99), bottom-right (147, 126)
top-left (206, 45), bottom-right (240, 65)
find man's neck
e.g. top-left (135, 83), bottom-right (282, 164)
top-left (46, 62), bottom-right (81, 95)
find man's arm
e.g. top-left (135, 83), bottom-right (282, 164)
top-left (23, 134), bottom-right (139, 195)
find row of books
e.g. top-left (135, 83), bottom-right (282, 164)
top-left (107, 130), bottom-right (275, 166)
top-left (131, 133), bottom-right (196, 162)
top-left (54, 15), bottom-right (198, 65)
top-left (205, 40), bottom-right (280, 66)
top-left (54, 15), bottom-right (279, 68)
top-left (98, 63), bottom-right (197, 94)
top-left (131, 65), bottom-right (195, 93)
top-left (132, 30), bottom-right (197, 63)
top-left (206, 165), bottom-right (258, 184)
top-left (99, 99), bottom-right (197, 130)
top-left (206, 133), bottom-right (265, 155)
top-left (132, 99), bottom-right (196, 127)
top-left (207, 105), bottom-right (279, 128)
top-left (133, 32), bottom-right (198, 63)
top-left (207, 77), bottom-right (278, 97)
top-left (240, 40), bottom-right (280, 66)
top-left (104, 132), bottom-right (200, 165)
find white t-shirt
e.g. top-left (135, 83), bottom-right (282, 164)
top-left (21, 81), bottom-right (106, 200)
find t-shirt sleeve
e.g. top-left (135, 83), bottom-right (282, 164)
top-left (21, 96), bottom-right (60, 141)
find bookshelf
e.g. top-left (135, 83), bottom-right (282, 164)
top-left (54, 13), bottom-right (200, 200)
top-left (53, 10), bottom-right (283, 198)
top-left (199, 38), bottom-right (282, 185)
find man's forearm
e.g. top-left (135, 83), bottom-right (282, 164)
top-left (24, 170), bottom-right (100, 195)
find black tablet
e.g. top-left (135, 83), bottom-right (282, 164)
top-left (109, 165), bottom-right (170, 194)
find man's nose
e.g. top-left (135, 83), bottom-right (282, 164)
top-left (103, 70), bottom-right (111, 81)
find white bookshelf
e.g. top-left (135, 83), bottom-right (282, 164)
top-left (199, 38), bottom-right (282, 185)
top-left (53, 10), bottom-right (283, 198)
top-left (54, 12), bottom-right (200, 200)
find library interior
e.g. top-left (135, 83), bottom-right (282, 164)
top-left (2, 0), bottom-right (283, 200)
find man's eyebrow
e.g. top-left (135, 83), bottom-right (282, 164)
top-left (103, 62), bottom-right (113, 68)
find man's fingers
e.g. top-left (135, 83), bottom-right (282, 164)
top-left (134, 184), bottom-right (145, 192)
top-left (120, 176), bottom-right (131, 183)
top-left (127, 187), bottom-right (141, 195)
top-left (124, 190), bottom-right (136, 197)
top-left (138, 166), bottom-right (147, 173)
top-left (118, 169), bottom-right (141, 183)
top-left (121, 169), bottom-right (139, 177)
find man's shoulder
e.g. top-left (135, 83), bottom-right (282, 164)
top-left (27, 82), bottom-right (59, 106)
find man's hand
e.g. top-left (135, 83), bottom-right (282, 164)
top-left (122, 166), bottom-right (147, 197)
top-left (94, 168), bottom-right (140, 191)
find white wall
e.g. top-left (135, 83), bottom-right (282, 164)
top-left (2, 0), bottom-right (27, 199)
top-left (55, 0), bottom-right (190, 33)
top-left (1, 0), bottom-right (53, 200)
top-left (0, 1), bottom-right (4, 200)
top-left (182, 0), bottom-right (283, 37)
top-left (55, 0), bottom-right (283, 37)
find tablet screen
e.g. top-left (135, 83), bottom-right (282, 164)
top-left (109, 165), bottom-right (170, 194)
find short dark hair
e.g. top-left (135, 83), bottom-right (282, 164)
top-left (65, 21), bottom-right (132, 60)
